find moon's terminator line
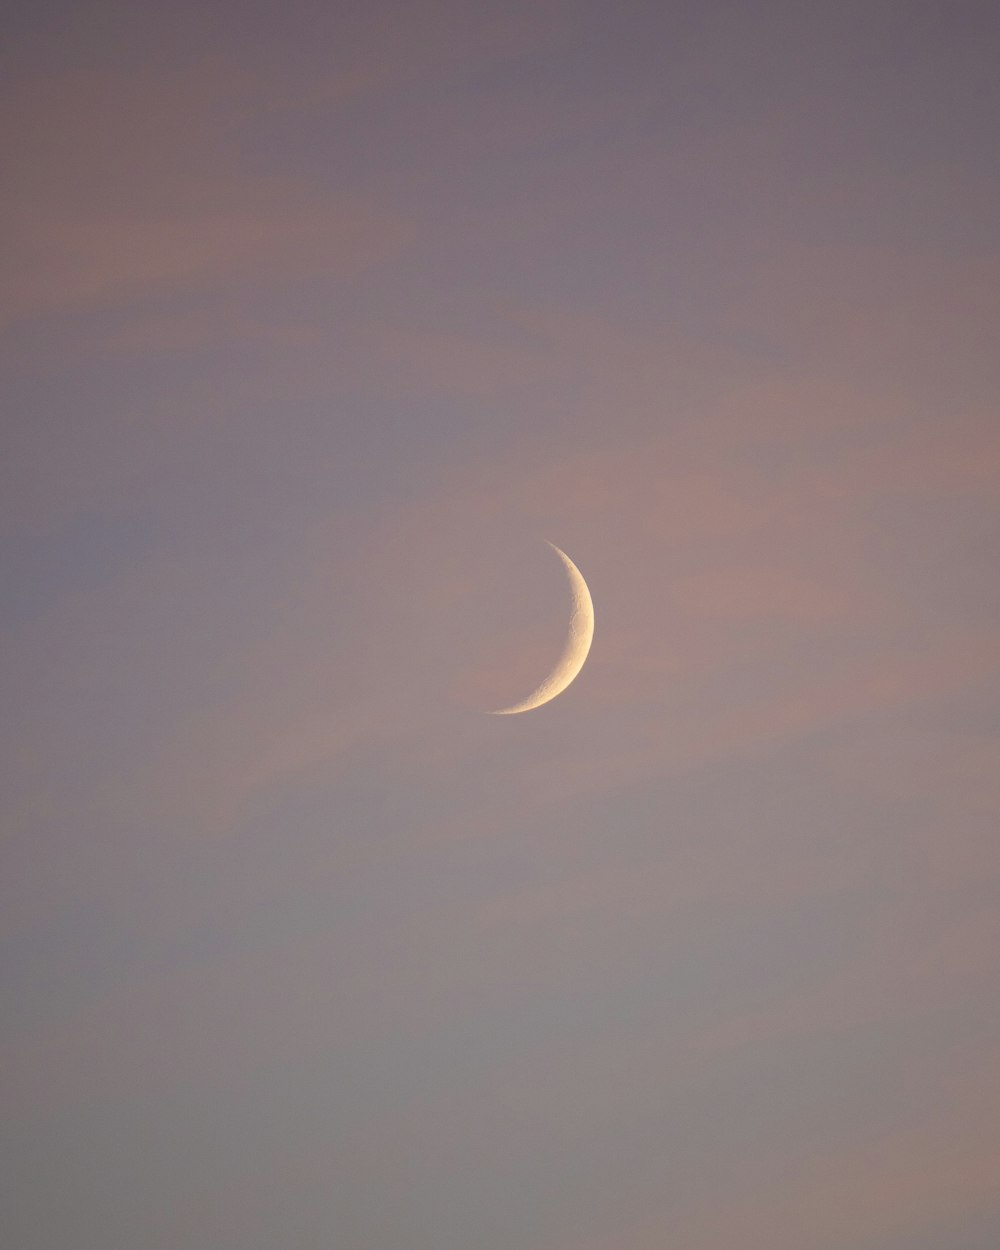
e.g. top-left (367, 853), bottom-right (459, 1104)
top-left (490, 542), bottom-right (595, 715)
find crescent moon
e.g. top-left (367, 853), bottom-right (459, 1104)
top-left (490, 542), bottom-right (595, 715)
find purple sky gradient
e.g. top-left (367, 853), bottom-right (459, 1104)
top-left (3, 3), bottom-right (1000, 1247)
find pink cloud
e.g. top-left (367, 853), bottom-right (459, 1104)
top-left (2, 199), bottom-right (410, 327)
top-left (656, 1088), bottom-right (1000, 1250)
top-left (0, 59), bottom-right (410, 328)
top-left (670, 564), bottom-right (854, 622)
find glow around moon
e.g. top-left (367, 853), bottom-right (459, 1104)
top-left (490, 542), bottom-right (595, 715)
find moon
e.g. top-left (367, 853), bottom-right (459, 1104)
top-left (490, 542), bottom-right (595, 715)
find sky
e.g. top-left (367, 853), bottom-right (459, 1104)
top-left (2, 2), bottom-right (1000, 1247)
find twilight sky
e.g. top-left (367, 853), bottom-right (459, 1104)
top-left (3, 3), bottom-right (1000, 1247)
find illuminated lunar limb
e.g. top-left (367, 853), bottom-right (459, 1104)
top-left (490, 542), bottom-right (594, 715)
